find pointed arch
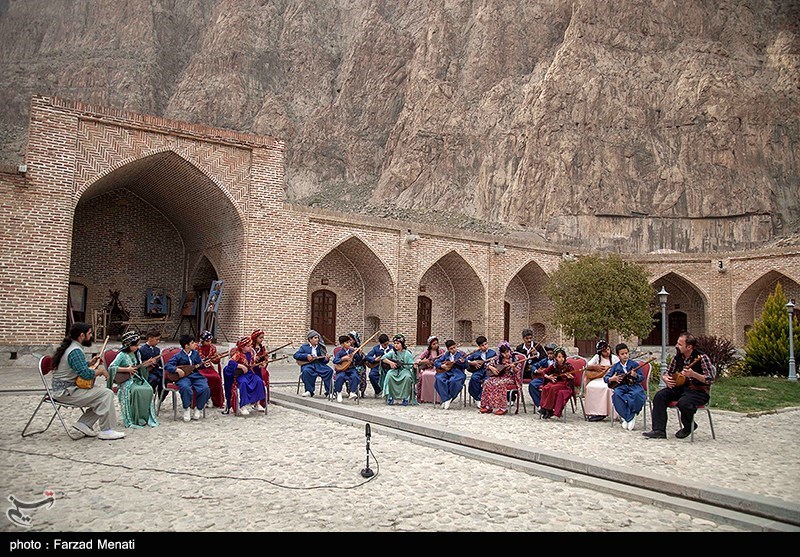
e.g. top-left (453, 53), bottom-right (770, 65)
top-left (502, 259), bottom-right (553, 344)
top-left (735, 271), bottom-right (800, 345)
top-left (307, 235), bottom-right (396, 337)
top-left (646, 272), bottom-right (707, 341)
top-left (418, 250), bottom-right (485, 343)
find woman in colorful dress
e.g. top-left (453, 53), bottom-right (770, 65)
top-left (223, 336), bottom-right (267, 416)
top-left (583, 340), bottom-right (620, 422)
top-left (197, 330), bottom-right (226, 409)
top-left (414, 335), bottom-right (445, 403)
top-left (107, 330), bottom-right (158, 428)
top-left (380, 334), bottom-right (416, 406)
top-left (538, 347), bottom-right (575, 419)
top-left (250, 329), bottom-right (270, 407)
top-left (479, 342), bottom-right (523, 415)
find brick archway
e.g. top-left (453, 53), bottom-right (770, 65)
top-left (649, 273), bottom-right (707, 339)
top-left (735, 271), bottom-right (800, 345)
top-left (503, 260), bottom-right (553, 346)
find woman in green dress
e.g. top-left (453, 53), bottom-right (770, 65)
top-left (108, 331), bottom-right (159, 428)
top-left (380, 334), bottom-right (417, 406)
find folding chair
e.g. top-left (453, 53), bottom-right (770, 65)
top-left (21, 355), bottom-right (87, 440)
top-left (295, 362), bottom-right (331, 398)
top-left (564, 356), bottom-right (587, 422)
top-left (610, 360), bottom-right (651, 430)
top-left (157, 347), bottom-right (207, 420)
top-left (667, 398), bottom-right (716, 442)
top-left (103, 349), bottom-right (119, 394)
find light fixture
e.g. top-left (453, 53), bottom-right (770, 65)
top-left (404, 229), bottom-right (420, 243)
top-left (717, 260), bottom-right (726, 273)
top-left (17, 164), bottom-right (27, 175)
top-left (492, 242), bottom-right (506, 255)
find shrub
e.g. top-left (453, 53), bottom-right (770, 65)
top-left (695, 335), bottom-right (738, 377)
top-left (743, 282), bottom-right (800, 377)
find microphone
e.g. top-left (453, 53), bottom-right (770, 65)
top-left (360, 422), bottom-right (375, 478)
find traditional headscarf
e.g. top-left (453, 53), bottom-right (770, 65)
top-left (200, 330), bottom-right (213, 342)
top-left (426, 335), bottom-right (438, 348)
top-left (554, 347), bottom-right (568, 361)
top-left (497, 341), bottom-right (512, 353)
top-left (120, 330), bottom-right (140, 351)
top-left (392, 334), bottom-right (406, 349)
top-left (251, 329), bottom-right (265, 344)
top-left (347, 330), bottom-right (361, 347)
top-left (236, 336), bottom-right (251, 351)
top-left (596, 340), bottom-right (610, 354)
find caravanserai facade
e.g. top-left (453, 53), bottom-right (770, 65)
top-left (0, 97), bottom-right (797, 360)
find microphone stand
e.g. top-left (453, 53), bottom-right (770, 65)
top-left (360, 423), bottom-right (375, 478)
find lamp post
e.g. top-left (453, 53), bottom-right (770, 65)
top-left (788, 300), bottom-right (797, 382)
top-left (658, 286), bottom-right (669, 387)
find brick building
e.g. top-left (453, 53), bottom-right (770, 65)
top-left (0, 97), bottom-right (798, 362)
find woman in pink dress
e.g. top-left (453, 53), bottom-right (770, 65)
top-left (415, 336), bottom-right (445, 403)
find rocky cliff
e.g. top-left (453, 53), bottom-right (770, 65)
top-left (1, 0), bottom-right (798, 252)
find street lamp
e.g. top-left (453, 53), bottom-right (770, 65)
top-left (658, 286), bottom-right (669, 387)
top-left (787, 300), bottom-right (797, 382)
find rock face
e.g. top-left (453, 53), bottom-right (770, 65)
top-left (1, 0), bottom-right (798, 252)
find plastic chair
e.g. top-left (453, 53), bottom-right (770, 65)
top-left (610, 360), bottom-right (651, 430)
top-left (21, 355), bottom-right (87, 440)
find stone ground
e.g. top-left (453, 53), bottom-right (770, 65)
top-left (1, 362), bottom-right (798, 532)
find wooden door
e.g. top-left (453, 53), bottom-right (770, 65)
top-left (311, 290), bottom-right (337, 345)
top-left (668, 311), bottom-right (687, 346)
top-left (503, 301), bottom-right (510, 342)
top-left (416, 296), bottom-right (432, 345)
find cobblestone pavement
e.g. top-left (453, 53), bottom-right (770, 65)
top-left (1, 363), bottom-right (797, 532)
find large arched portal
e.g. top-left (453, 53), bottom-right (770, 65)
top-left (307, 236), bottom-right (395, 344)
top-left (643, 273), bottom-right (707, 344)
top-left (418, 251), bottom-right (485, 344)
top-left (71, 151), bottom-right (245, 340)
top-left (735, 271), bottom-right (800, 346)
top-left (503, 260), bottom-right (553, 345)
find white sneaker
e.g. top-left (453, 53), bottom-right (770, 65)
top-left (301, 391), bottom-right (312, 397)
top-left (348, 392), bottom-right (358, 400)
top-left (628, 415), bottom-right (637, 430)
top-left (207, 400), bottom-right (215, 409)
top-left (192, 408), bottom-right (201, 420)
top-left (442, 399), bottom-right (451, 410)
top-left (253, 404), bottom-right (264, 413)
top-left (620, 419), bottom-right (629, 430)
top-left (239, 406), bottom-right (250, 416)
top-left (337, 392), bottom-right (343, 403)
top-left (183, 408), bottom-right (192, 422)
top-left (98, 430), bottom-right (126, 440)
top-left (72, 421), bottom-right (97, 437)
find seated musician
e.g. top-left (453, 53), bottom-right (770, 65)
top-left (603, 343), bottom-right (646, 431)
top-left (138, 329), bottom-right (165, 400)
top-left (223, 336), bottom-right (267, 415)
top-left (583, 340), bottom-right (620, 422)
top-left (164, 334), bottom-right (211, 423)
top-left (380, 334), bottom-right (416, 406)
top-left (107, 330), bottom-right (158, 428)
top-left (466, 336), bottom-right (496, 405)
top-left (538, 347), bottom-right (575, 419)
top-left (515, 328), bottom-right (546, 383)
top-left (480, 342), bottom-right (524, 415)
top-left (433, 339), bottom-right (468, 410)
top-left (197, 330), bottom-right (226, 409)
top-left (415, 336), bottom-right (445, 404)
top-left (250, 329), bottom-right (270, 408)
top-left (332, 334), bottom-right (363, 403)
top-left (528, 343), bottom-right (556, 410)
top-left (294, 330), bottom-right (334, 398)
top-left (365, 334), bottom-right (391, 397)
top-left (347, 331), bottom-right (368, 398)
top-left (643, 332), bottom-right (715, 439)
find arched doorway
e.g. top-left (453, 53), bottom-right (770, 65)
top-left (668, 311), bottom-right (688, 345)
top-left (503, 260), bottom-right (553, 347)
top-left (71, 151), bottom-right (246, 340)
top-left (646, 274), bottom-right (707, 342)
top-left (417, 296), bottom-right (432, 345)
top-left (418, 251), bottom-right (485, 344)
top-left (311, 289), bottom-right (337, 345)
top-left (307, 236), bottom-right (396, 343)
top-left (735, 271), bottom-right (800, 345)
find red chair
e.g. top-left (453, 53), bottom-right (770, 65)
top-left (667, 399), bottom-right (716, 442)
top-left (565, 356), bottom-right (587, 421)
top-left (21, 355), bottom-right (87, 440)
top-left (158, 347), bottom-right (206, 420)
top-left (103, 349), bottom-right (119, 394)
top-left (610, 360), bottom-right (651, 430)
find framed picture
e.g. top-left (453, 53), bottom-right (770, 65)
top-left (69, 283), bottom-right (87, 313)
top-left (179, 291), bottom-right (197, 317)
top-left (146, 288), bottom-right (169, 317)
top-left (206, 280), bottom-right (224, 314)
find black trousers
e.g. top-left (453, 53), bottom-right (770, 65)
top-left (651, 386), bottom-right (710, 433)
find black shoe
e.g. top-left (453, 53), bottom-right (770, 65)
top-left (642, 430), bottom-right (667, 439)
top-left (587, 415), bottom-right (606, 422)
top-left (675, 424), bottom-right (698, 439)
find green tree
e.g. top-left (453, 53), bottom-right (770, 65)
top-left (743, 282), bottom-right (800, 377)
top-left (545, 254), bottom-right (655, 340)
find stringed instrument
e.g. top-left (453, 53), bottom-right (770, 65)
top-left (169, 349), bottom-right (233, 382)
top-left (439, 348), bottom-right (468, 373)
top-left (77, 335), bottom-right (110, 389)
top-left (486, 353), bottom-right (542, 377)
top-left (252, 341), bottom-right (293, 368)
top-left (608, 357), bottom-right (657, 389)
top-left (334, 331), bottom-right (380, 372)
top-left (668, 355), bottom-right (702, 388)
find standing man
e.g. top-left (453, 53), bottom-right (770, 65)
top-left (643, 332), bottom-right (715, 439)
top-left (50, 322), bottom-right (126, 440)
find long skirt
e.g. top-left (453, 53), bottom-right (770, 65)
top-left (540, 381), bottom-right (573, 417)
top-left (383, 369), bottom-right (414, 402)
top-left (584, 378), bottom-right (614, 416)
top-left (480, 375), bottom-right (516, 410)
top-left (118, 377), bottom-right (158, 428)
top-left (417, 367), bottom-right (440, 403)
top-left (198, 366), bottom-right (225, 408)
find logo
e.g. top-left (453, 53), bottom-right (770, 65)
top-left (6, 491), bottom-right (55, 528)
